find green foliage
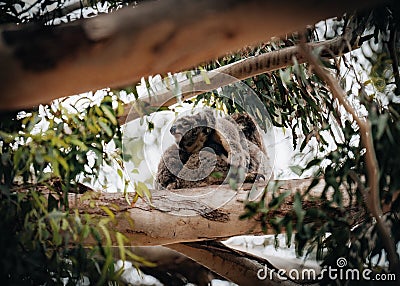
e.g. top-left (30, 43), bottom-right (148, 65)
top-left (200, 33), bottom-right (338, 151)
top-left (0, 96), bottom-right (146, 285)
top-left (1, 95), bottom-right (123, 189)
top-left (0, 191), bottom-right (123, 285)
top-left (2, 0), bottom-right (400, 284)
top-left (0, 2), bottom-right (151, 283)
top-left (238, 7), bottom-right (400, 282)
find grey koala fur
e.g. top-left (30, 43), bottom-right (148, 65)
top-left (155, 109), bottom-right (272, 189)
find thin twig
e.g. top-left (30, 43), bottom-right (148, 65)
top-left (299, 37), bottom-right (400, 273)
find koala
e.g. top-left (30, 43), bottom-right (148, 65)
top-left (155, 109), bottom-right (272, 189)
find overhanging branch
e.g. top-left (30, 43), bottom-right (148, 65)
top-left (118, 35), bottom-right (370, 124)
top-left (0, 0), bottom-right (381, 110)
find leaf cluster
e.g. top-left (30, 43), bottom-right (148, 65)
top-left (237, 7), bottom-right (400, 281)
top-left (0, 96), bottom-right (149, 285)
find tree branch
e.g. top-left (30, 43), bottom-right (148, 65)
top-left (118, 35), bottom-right (368, 124)
top-left (65, 178), bottom-right (359, 246)
top-left (0, 0), bottom-right (381, 110)
top-left (299, 40), bottom-right (400, 273)
top-left (167, 241), bottom-right (317, 285)
top-left (118, 246), bottom-right (220, 285)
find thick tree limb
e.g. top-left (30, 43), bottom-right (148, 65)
top-left (118, 246), bottom-right (219, 285)
top-left (118, 243), bottom-right (315, 285)
top-left (125, 214), bottom-right (399, 285)
top-left (0, 0), bottom-right (381, 110)
top-left (167, 241), bottom-right (316, 286)
top-left (68, 178), bottom-right (359, 246)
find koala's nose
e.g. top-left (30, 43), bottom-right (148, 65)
top-left (170, 125), bottom-right (177, 135)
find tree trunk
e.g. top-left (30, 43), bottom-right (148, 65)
top-left (0, 0), bottom-right (380, 110)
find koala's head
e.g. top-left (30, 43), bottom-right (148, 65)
top-left (170, 109), bottom-right (216, 153)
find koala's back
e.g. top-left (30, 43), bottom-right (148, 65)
top-left (231, 113), bottom-right (265, 152)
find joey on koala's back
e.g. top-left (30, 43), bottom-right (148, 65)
top-left (155, 109), bottom-right (272, 190)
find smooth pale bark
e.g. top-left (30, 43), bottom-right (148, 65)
top-left (119, 244), bottom-right (316, 285)
top-left (119, 35), bottom-right (362, 124)
top-left (118, 246), bottom-right (218, 285)
top-left (167, 242), bottom-right (316, 286)
top-left (0, 0), bottom-right (381, 110)
top-left (70, 178), bottom-right (358, 246)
